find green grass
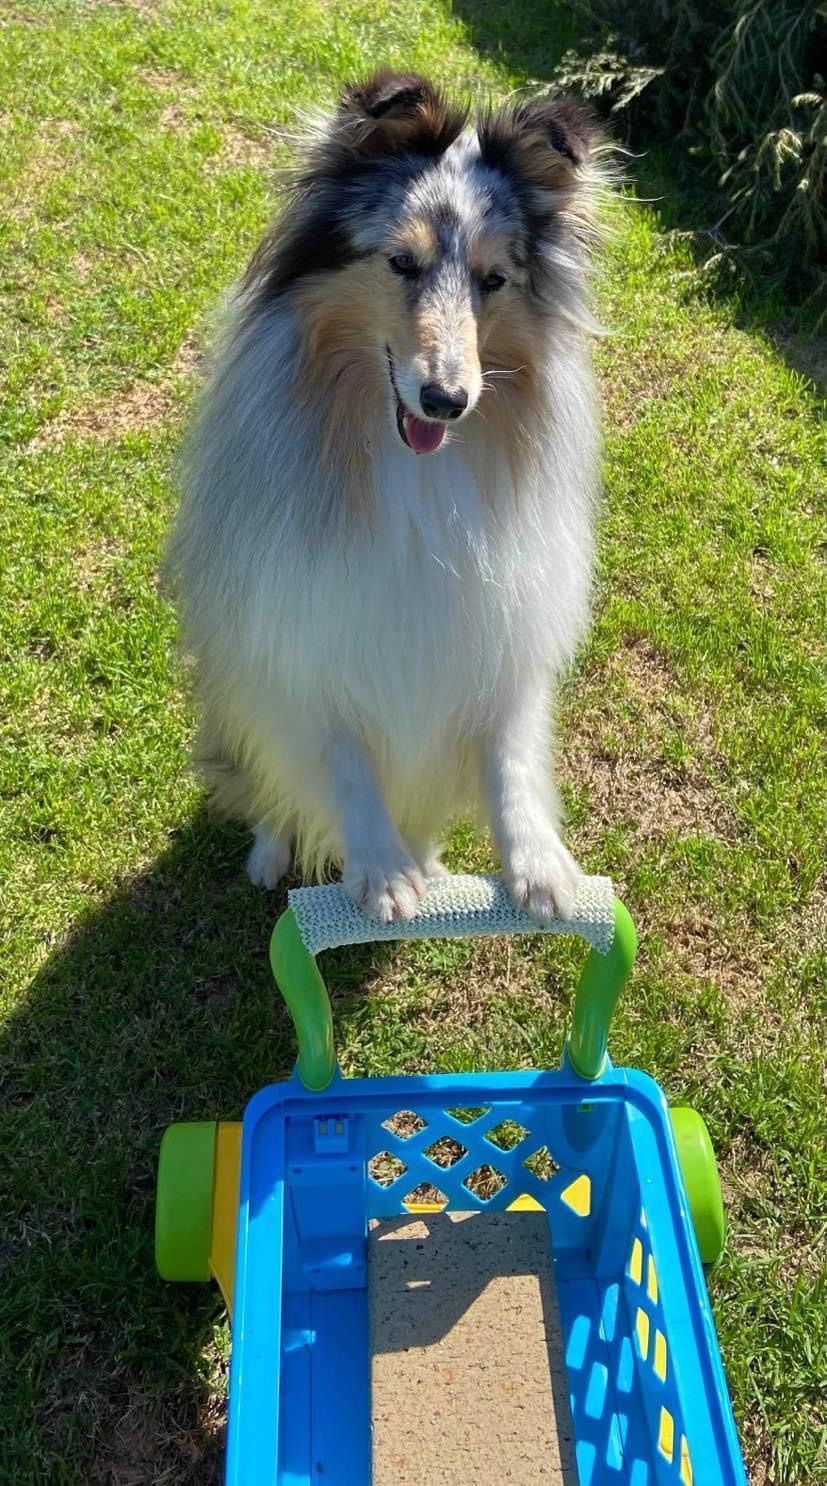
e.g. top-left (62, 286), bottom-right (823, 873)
top-left (1, 1), bottom-right (825, 1482)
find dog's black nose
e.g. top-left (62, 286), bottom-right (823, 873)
top-left (420, 383), bottom-right (469, 421)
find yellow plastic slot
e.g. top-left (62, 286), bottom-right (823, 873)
top-left (209, 1122), bottom-right (242, 1312)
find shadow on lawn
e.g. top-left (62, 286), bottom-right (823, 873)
top-left (1, 806), bottom-right (394, 1483)
top-left (455, 0), bottom-right (825, 390)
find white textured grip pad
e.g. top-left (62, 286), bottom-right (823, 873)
top-left (289, 873), bottom-right (615, 956)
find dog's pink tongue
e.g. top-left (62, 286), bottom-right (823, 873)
top-left (403, 413), bottom-right (446, 455)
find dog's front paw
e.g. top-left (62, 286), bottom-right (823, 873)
top-left (344, 851), bottom-right (426, 923)
top-left (504, 837), bottom-right (582, 925)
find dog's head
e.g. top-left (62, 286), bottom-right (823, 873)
top-left (248, 72), bottom-right (601, 456)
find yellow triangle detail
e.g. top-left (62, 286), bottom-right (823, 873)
top-left (508, 1193), bottom-right (545, 1212)
top-left (561, 1174), bottom-right (591, 1217)
top-left (680, 1436), bottom-right (693, 1486)
top-left (629, 1236), bottom-right (644, 1285)
top-left (659, 1407), bottom-right (675, 1463)
top-left (647, 1254), bottom-right (659, 1304)
top-left (636, 1306), bottom-right (650, 1360)
top-left (209, 1122), bottom-right (242, 1315)
top-left (653, 1329), bottom-right (667, 1382)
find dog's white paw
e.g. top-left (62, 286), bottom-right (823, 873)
top-left (246, 829), bottom-right (292, 890)
top-left (344, 851), bottom-right (426, 923)
top-left (504, 837), bottom-right (582, 924)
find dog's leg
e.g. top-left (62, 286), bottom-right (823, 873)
top-left (327, 737), bottom-right (425, 922)
top-left (408, 839), bottom-right (448, 879)
top-left (246, 823), bottom-right (293, 890)
top-left (482, 689), bottom-right (582, 923)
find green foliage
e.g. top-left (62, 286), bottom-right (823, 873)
top-left (553, 0), bottom-right (826, 322)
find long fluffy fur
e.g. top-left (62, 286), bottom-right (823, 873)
top-left (167, 73), bottom-right (605, 914)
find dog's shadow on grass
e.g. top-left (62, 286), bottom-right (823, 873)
top-left (2, 805), bottom-right (395, 1484)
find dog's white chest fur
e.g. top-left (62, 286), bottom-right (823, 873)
top-left (238, 420), bottom-right (585, 770)
top-left (270, 443), bottom-right (523, 734)
top-left (172, 310), bottom-right (597, 897)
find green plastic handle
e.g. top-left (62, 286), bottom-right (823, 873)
top-left (270, 894), bottom-right (637, 1090)
top-left (270, 909), bottom-right (336, 1092)
top-left (567, 898), bottom-right (637, 1079)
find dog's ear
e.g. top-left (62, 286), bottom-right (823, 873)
top-left (335, 70), bottom-right (467, 158)
top-left (478, 98), bottom-right (595, 190)
top-left (341, 71), bottom-right (436, 122)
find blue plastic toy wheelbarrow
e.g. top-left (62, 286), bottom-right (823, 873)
top-left (155, 873), bottom-right (748, 1485)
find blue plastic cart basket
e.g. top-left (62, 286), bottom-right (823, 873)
top-left (155, 874), bottom-right (748, 1486)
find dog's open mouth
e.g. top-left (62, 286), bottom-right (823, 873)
top-left (386, 349), bottom-right (446, 456)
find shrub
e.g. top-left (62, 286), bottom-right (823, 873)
top-left (553, 0), bottom-right (826, 326)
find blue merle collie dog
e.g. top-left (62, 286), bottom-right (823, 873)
top-left (168, 71), bottom-right (606, 924)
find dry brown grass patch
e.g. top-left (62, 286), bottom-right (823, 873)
top-left (795, 880), bottom-right (827, 956)
top-left (28, 332), bottom-right (202, 451)
top-left (89, 0), bottom-right (166, 14)
top-left (6, 134), bottom-right (70, 223)
top-left (153, 105), bottom-right (273, 166)
top-left (566, 637), bottom-right (734, 849)
top-left (139, 67), bottom-right (187, 93)
top-left (159, 101), bottom-right (189, 133)
top-left (89, 1388), bottom-right (223, 1485)
top-left (678, 876), bottom-right (826, 1036)
top-left (0, 11), bottom-right (48, 25)
top-left (44, 293), bottom-right (69, 325)
top-left (216, 126), bottom-right (273, 172)
top-left (668, 908), bottom-right (762, 995)
top-left (30, 383), bottom-right (176, 449)
top-left (573, 754), bottom-right (732, 846)
top-left (70, 535), bottom-right (124, 598)
top-left (597, 327), bottom-right (734, 431)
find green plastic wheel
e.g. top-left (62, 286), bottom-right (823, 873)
top-left (670, 1106), bottom-right (725, 1265)
top-left (155, 1122), bottom-right (217, 1282)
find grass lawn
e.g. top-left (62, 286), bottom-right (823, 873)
top-left (1, 1), bottom-right (825, 1481)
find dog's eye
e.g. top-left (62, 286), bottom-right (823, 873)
top-left (481, 270), bottom-right (507, 293)
top-left (389, 253), bottom-right (421, 278)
